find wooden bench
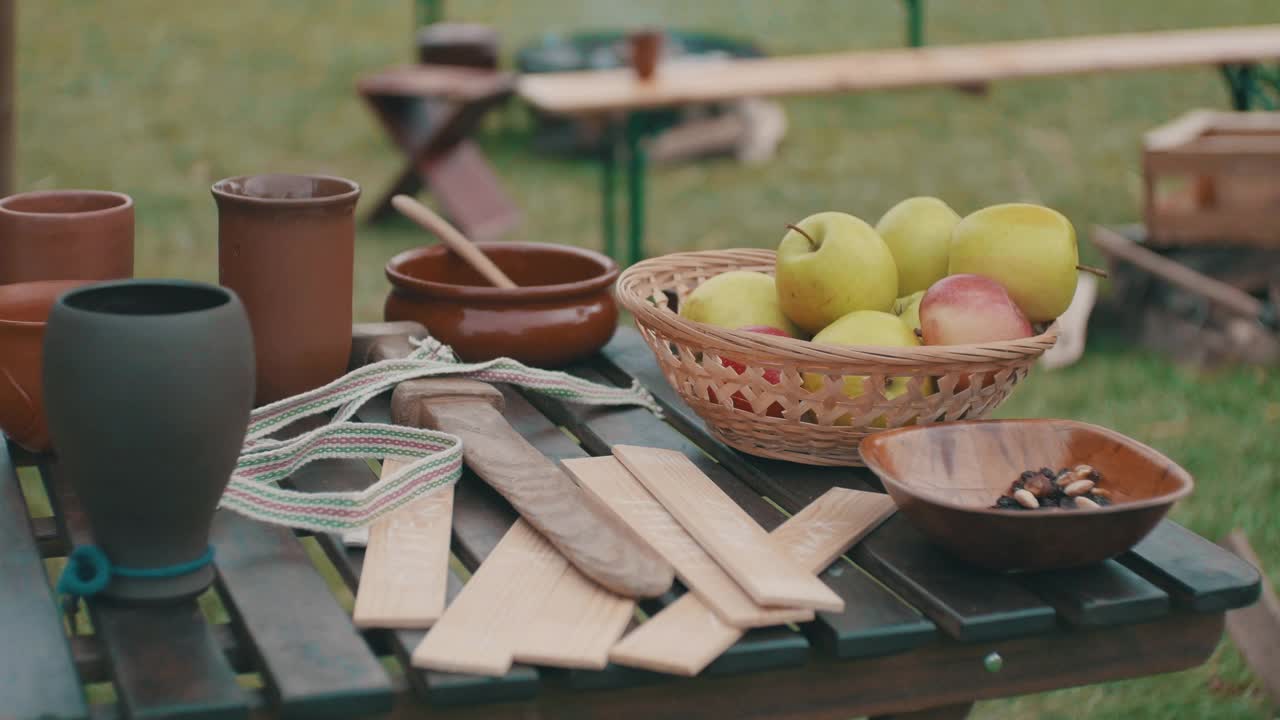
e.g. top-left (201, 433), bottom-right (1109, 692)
top-left (517, 24), bottom-right (1280, 266)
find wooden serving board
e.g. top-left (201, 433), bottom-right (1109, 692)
top-left (353, 459), bottom-right (454, 629)
top-left (609, 487), bottom-right (897, 676)
top-left (613, 445), bottom-right (844, 611)
top-left (564, 456), bottom-right (812, 628)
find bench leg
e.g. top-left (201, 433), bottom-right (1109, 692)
top-left (600, 120), bottom-right (620, 263)
top-left (625, 113), bottom-right (648, 267)
top-left (872, 701), bottom-right (974, 719)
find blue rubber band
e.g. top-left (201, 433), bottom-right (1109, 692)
top-left (56, 545), bottom-right (216, 601)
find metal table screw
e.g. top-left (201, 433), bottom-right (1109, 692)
top-left (984, 651), bottom-right (1004, 673)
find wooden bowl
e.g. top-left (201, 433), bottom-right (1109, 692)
top-left (384, 241), bottom-right (619, 368)
top-left (859, 418), bottom-right (1194, 572)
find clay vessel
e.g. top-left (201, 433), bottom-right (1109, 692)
top-left (384, 241), bottom-right (619, 367)
top-left (43, 280), bottom-right (255, 602)
top-left (0, 190), bottom-right (134, 284)
top-left (859, 418), bottom-right (1194, 572)
top-left (212, 174), bottom-right (359, 405)
top-left (0, 279), bottom-right (94, 452)
top-left (627, 29), bottom-right (664, 81)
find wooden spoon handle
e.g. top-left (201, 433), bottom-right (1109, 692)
top-left (391, 194), bottom-right (518, 289)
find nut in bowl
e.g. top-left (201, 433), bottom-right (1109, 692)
top-left (858, 418), bottom-right (1194, 572)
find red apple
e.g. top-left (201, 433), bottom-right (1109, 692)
top-left (710, 325), bottom-right (789, 416)
top-left (920, 274), bottom-right (1033, 390)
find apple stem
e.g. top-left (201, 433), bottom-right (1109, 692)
top-left (1076, 263), bottom-right (1109, 279)
top-left (785, 223), bottom-right (818, 250)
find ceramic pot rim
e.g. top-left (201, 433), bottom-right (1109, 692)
top-left (53, 278), bottom-right (238, 319)
top-left (385, 242), bottom-right (620, 301)
top-left (211, 174), bottom-right (361, 208)
top-left (0, 279), bottom-right (97, 328)
top-left (0, 190), bottom-right (133, 219)
top-left (861, 418), bottom-right (1195, 518)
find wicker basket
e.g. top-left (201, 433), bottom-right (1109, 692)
top-left (616, 249), bottom-right (1060, 466)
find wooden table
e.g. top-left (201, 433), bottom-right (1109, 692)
top-left (0, 326), bottom-right (1262, 720)
top-left (517, 24), bottom-right (1280, 267)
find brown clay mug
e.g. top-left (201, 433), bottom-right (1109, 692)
top-left (0, 279), bottom-right (95, 451)
top-left (627, 29), bottom-right (664, 81)
top-left (212, 174), bottom-right (360, 406)
top-left (0, 190), bottom-right (134, 284)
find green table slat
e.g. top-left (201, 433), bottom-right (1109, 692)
top-left (43, 463), bottom-right (248, 720)
top-left (804, 560), bottom-right (938, 659)
top-left (210, 511), bottom-right (394, 719)
top-left (1119, 520), bottom-right (1262, 612)
top-left (1018, 559), bottom-right (1170, 627)
top-left (0, 442), bottom-right (88, 720)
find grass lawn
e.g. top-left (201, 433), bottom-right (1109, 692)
top-left (14, 1), bottom-right (1280, 717)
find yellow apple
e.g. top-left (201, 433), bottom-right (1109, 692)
top-left (948, 203), bottom-right (1078, 322)
top-left (892, 290), bottom-right (925, 336)
top-left (775, 211), bottom-right (898, 335)
top-left (875, 197), bottom-right (961, 295)
top-left (802, 310), bottom-right (933, 426)
top-left (679, 270), bottom-right (802, 337)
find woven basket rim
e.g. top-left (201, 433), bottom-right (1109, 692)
top-left (617, 248), bottom-right (1059, 367)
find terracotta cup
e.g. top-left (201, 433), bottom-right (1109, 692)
top-left (212, 174), bottom-right (359, 406)
top-left (0, 279), bottom-right (94, 452)
top-left (0, 190), bottom-right (134, 284)
top-left (43, 279), bottom-right (255, 603)
top-left (627, 29), bottom-right (664, 81)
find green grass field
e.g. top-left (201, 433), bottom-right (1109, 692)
top-left (14, 1), bottom-right (1280, 717)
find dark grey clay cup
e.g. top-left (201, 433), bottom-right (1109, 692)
top-left (43, 279), bottom-right (255, 603)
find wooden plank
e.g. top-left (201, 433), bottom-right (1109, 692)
top-left (282, 436), bottom-right (541, 707)
top-left (210, 510), bottom-right (394, 719)
top-left (352, 458), bottom-right (453, 630)
top-left (411, 519), bottom-right (569, 675)
top-left (608, 486), bottom-right (896, 676)
top-left (42, 463), bottom-right (249, 720)
top-left (613, 445), bottom-right (844, 612)
top-left (0, 442), bottom-right (88, 720)
top-left (1018, 560), bottom-right (1170, 627)
top-left (518, 25), bottom-right (1280, 115)
top-left (511, 560), bottom-right (635, 670)
top-left (565, 455), bottom-right (813, 628)
top-left (1119, 520), bottom-right (1262, 612)
top-left (1220, 530), bottom-right (1280, 704)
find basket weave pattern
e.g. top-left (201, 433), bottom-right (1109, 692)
top-left (616, 249), bottom-right (1060, 466)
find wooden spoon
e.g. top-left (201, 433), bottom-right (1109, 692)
top-left (391, 194), bottom-right (517, 289)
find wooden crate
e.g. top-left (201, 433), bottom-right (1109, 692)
top-left (1143, 110), bottom-right (1280, 248)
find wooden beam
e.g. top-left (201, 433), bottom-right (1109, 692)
top-left (519, 24), bottom-right (1280, 115)
top-left (0, 0), bottom-right (13, 197)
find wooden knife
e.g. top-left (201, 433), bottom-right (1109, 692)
top-left (353, 323), bottom-right (675, 600)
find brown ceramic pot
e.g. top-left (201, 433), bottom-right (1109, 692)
top-left (0, 190), bottom-right (134, 284)
top-left (212, 174), bottom-right (359, 406)
top-left (0, 279), bottom-right (94, 451)
top-left (627, 29), bottom-right (664, 81)
top-left (384, 241), bottom-right (619, 367)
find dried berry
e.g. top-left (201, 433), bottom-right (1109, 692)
top-left (1059, 496), bottom-right (1077, 509)
top-left (1040, 467), bottom-right (1056, 479)
top-left (994, 496), bottom-right (1019, 509)
top-left (1020, 470), bottom-right (1038, 482)
top-left (1022, 474), bottom-right (1055, 498)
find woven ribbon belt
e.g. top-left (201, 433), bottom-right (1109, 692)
top-left (224, 335), bottom-right (661, 533)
